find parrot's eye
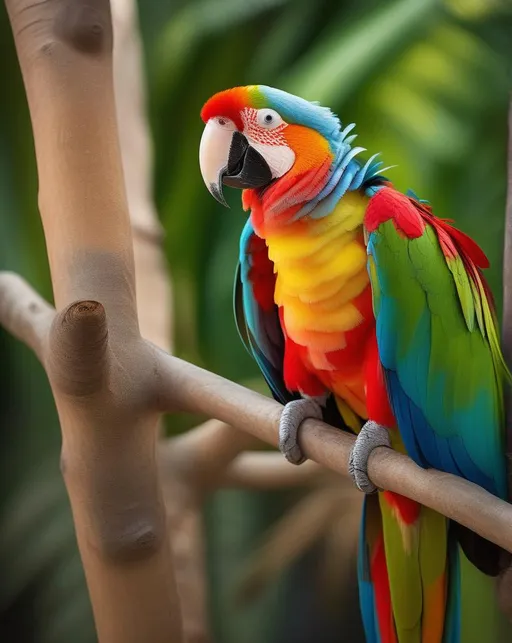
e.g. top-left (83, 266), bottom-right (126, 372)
top-left (256, 109), bottom-right (284, 130)
top-left (214, 116), bottom-right (236, 130)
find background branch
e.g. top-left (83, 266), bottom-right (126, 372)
top-left (111, 0), bottom-right (172, 354)
top-left (161, 420), bottom-right (261, 491)
top-left (110, 0), bottom-right (211, 640)
top-left (235, 484), bottom-right (360, 606)
top-left (218, 452), bottom-right (330, 490)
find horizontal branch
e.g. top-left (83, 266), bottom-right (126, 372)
top-left (0, 272), bottom-right (55, 363)
top-left (154, 348), bottom-right (512, 554)
top-left (160, 419), bottom-right (261, 492)
top-left (2, 273), bottom-right (512, 556)
top-left (218, 452), bottom-right (329, 489)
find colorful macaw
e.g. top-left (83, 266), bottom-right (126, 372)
top-left (198, 85), bottom-right (509, 643)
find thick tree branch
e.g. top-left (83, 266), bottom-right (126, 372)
top-left (3, 1), bottom-right (182, 641)
top-left (6, 0), bottom-right (138, 329)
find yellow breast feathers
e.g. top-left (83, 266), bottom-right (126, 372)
top-left (265, 191), bottom-right (370, 365)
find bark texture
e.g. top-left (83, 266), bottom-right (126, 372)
top-left (3, 1), bottom-right (182, 641)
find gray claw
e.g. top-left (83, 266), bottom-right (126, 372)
top-left (348, 420), bottom-right (391, 494)
top-left (279, 398), bottom-right (323, 465)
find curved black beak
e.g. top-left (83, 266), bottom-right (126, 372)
top-left (222, 132), bottom-right (272, 190)
top-left (199, 125), bottom-right (272, 207)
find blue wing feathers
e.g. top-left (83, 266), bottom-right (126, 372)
top-left (384, 370), bottom-right (428, 467)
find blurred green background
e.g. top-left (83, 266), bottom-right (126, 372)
top-left (0, 0), bottom-right (511, 641)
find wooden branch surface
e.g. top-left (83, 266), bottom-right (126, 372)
top-left (3, 1), bottom-right (183, 641)
top-left (153, 349), bottom-right (512, 554)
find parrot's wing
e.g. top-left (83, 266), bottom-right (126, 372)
top-left (364, 186), bottom-right (509, 501)
top-left (234, 218), bottom-right (297, 405)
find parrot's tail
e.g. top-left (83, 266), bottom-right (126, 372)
top-left (357, 493), bottom-right (460, 643)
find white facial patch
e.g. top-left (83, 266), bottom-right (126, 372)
top-left (241, 107), bottom-right (295, 179)
top-left (249, 141), bottom-right (295, 179)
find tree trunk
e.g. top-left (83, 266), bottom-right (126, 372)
top-left (3, 1), bottom-right (182, 640)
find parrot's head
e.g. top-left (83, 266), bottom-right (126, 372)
top-left (199, 85), bottom-right (341, 208)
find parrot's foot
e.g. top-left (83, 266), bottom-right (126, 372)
top-left (348, 420), bottom-right (391, 494)
top-left (279, 397), bottom-right (325, 465)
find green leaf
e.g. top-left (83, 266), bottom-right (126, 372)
top-left (282, 0), bottom-right (443, 104)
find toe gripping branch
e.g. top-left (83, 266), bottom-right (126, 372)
top-left (348, 420), bottom-right (391, 494)
top-left (278, 400), bottom-right (391, 494)
top-left (278, 398), bottom-right (324, 466)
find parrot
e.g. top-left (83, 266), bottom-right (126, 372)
top-left (198, 84), bottom-right (510, 643)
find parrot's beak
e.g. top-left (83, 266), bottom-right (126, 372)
top-left (199, 120), bottom-right (272, 207)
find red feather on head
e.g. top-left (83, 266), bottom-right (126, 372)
top-left (200, 87), bottom-right (247, 131)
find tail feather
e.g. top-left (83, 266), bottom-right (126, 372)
top-left (358, 493), bottom-right (451, 643)
top-left (371, 532), bottom-right (398, 643)
top-left (379, 493), bottom-right (424, 643)
top-left (357, 492), bottom-right (511, 643)
top-left (443, 535), bottom-right (460, 643)
top-left (359, 495), bottom-right (396, 643)
top-left (417, 506), bottom-right (449, 643)
top-left (358, 496), bottom-right (382, 643)
top-left (458, 543), bottom-right (510, 643)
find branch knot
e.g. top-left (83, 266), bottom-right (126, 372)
top-left (54, 1), bottom-right (112, 56)
top-left (48, 299), bottom-right (109, 397)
